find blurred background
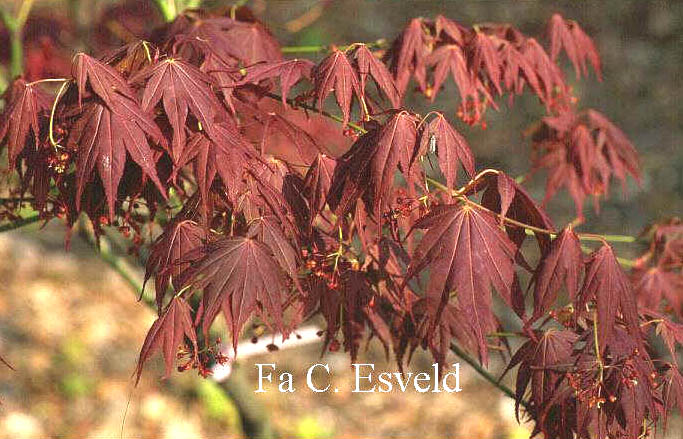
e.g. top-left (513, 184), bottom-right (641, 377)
top-left (0, 0), bottom-right (680, 437)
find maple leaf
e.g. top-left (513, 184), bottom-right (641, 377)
top-left (368, 111), bottom-right (418, 213)
top-left (504, 329), bottom-right (578, 421)
top-left (247, 216), bottom-right (302, 293)
top-left (633, 267), bottom-right (683, 318)
top-left (131, 57), bottom-right (226, 161)
top-left (415, 112), bottom-right (474, 189)
top-left (352, 44), bottom-right (400, 108)
top-left (586, 109), bottom-right (640, 188)
top-left (498, 40), bottom-right (543, 99)
top-left (468, 30), bottom-right (502, 95)
top-left (406, 203), bottom-right (516, 364)
top-left (238, 105), bottom-right (323, 166)
top-left (426, 44), bottom-right (472, 103)
top-left (185, 236), bottom-right (287, 349)
top-left (204, 17), bottom-right (282, 65)
top-left (176, 121), bottom-right (253, 211)
top-left (399, 297), bottom-right (484, 372)
top-left (200, 52), bottom-right (240, 113)
top-left (547, 14), bottom-right (601, 79)
top-left (387, 18), bottom-right (429, 95)
top-left (327, 125), bottom-right (379, 217)
top-left (0, 78), bottom-right (51, 166)
top-left (577, 244), bottom-right (641, 354)
top-left (311, 49), bottom-right (362, 127)
top-left (135, 296), bottom-right (197, 384)
top-left (469, 172), bottom-right (555, 253)
top-left (144, 219), bottom-right (206, 313)
top-left (520, 38), bottom-right (566, 105)
top-left (435, 15), bottom-right (465, 45)
top-left (68, 99), bottom-right (166, 219)
top-left (646, 314), bottom-right (683, 364)
top-left (302, 153), bottom-right (336, 225)
top-left (663, 367), bottom-right (683, 420)
top-left (533, 110), bottom-right (640, 218)
top-left (241, 58), bottom-right (314, 106)
top-left (532, 227), bottom-right (583, 321)
top-left (168, 14), bottom-right (282, 66)
top-left (72, 53), bottom-right (138, 108)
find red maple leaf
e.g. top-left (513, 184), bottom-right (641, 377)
top-left (0, 78), bottom-right (52, 166)
top-left (406, 203), bottom-right (516, 364)
top-left (311, 49), bottom-right (362, 127)
top-left (185, 236), bottom-right (288, 349)
top-left (135, 296), bottom-right (198, 384)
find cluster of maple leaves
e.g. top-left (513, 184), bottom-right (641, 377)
top-left (0, 6), bottom-right (682, 438)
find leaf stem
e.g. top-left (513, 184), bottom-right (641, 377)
top-left (424, 176), bottom-right (638, 245)
top-left (281, 40), bottom-right (387, 54)
top-left (262, 91), bottom-right (367, 134)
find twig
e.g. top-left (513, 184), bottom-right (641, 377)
top-left (281, 40), bottom-right (387, 54)
top-left (449, 342), bottom-right (530, 411)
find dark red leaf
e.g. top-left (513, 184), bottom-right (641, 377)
top-left (532, 227), bottom-right (583, 321)
top-left (415, 112), bottom-right (474, 189)
top-left (135, 296), bottom-right (197, 384)
top-left (186, 237), bottom-right (287, 349)
top-left (311, 49), bottom-right (362, 127)
top-left (131, 57), bottom-right (226, 161)
top-left (68, 99), bottom-right (166, 219)
top-left (352, 44), bottom-right (400, 108)
top-left (406, 203), bottom-right (516, 364)
top-left (0, 78), bottom-right (51, 166)
top-left (241, 58), bottom-right (314, 106)
top-left (144, 219), bottom-right (206, 313)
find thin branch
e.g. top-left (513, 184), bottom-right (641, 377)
top-left (425, 176), bottom-right (638, 245)
top-left (280, 40), bottom-right (387, 54)
top-left (449, 342), bottom-right (530, 411)
top-left (262, 91), bottom-right (367, 134)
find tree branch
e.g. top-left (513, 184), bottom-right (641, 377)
top-left (449, 342), bottom-right (530, 411)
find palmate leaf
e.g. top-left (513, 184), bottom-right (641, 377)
top-left (406, 203), bottom-right (516, 364)
top-left (426, 44), bottom-right (472, 103)
top-left (0, 78), bottom-right (52, 166)
top-left (503, 329), bottom-right (578, 423)
top-left (311, 49), bottom-right (362, 127)
top-left (633, 267), bottom-right (683, 318)
top-left (577, 244), bottom-right (641, 354)
top-left (131, 57), bottom-right (226, 161)
top-left (247, 216), bottom-right (302, 293)
top-left (415, 112), bottom-right (475, 190)
top-left (532, 227), bottom-right (583, 321)
top-left (72, 53), bottom-right (139, 108)
top-left (663, 367), bottom-right (683, 420)
top-left (144, 219), bottom-right (206, 313)
top-left (352, 44), bottom-right (400, 108)
top-left (68, 98), bottom-right (166, 219)
top-left (387, 18), bottom-right (429, 95)
top-left (135, 296), bottom-right (197, 384)
top-left (468, 30), bottom-right (502, 95)
top-left (241, 58), bottom-right (314, 106)
top-left (547, 13), bottom-right (601, 79)
top-left (176, 121), bottom-right (254, 212)
top-left (186, 237), bottom-right (287, 349)
top-left (302, 153), bottom-right (336, 225)
top-left (369, 111), bottom-right (417, 213)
